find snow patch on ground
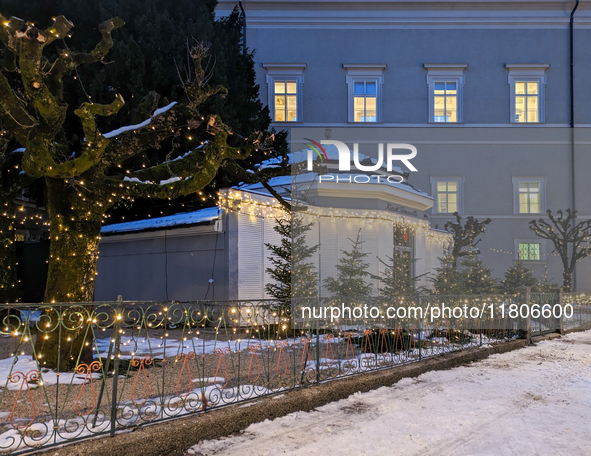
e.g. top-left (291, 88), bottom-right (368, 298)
top-left (0, 356), bottom-right (100, 390)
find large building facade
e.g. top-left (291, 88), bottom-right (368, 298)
top-left (217, 0), bottom-right (591, 291)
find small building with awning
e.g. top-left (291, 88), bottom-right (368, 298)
top-left (95, 172), bottom-right (451, 302)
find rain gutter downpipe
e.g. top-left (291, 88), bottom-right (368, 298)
top-left (570, 0), bottom-right (579, 291)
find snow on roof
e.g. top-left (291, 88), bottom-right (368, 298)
top-left (233, 175), bottom-right (293, 199)
top-left (101, 206), bottom-right (219, 235)
top-left (236, 173), bottom-right (429, 199)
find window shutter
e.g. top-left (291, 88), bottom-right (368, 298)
top-left (238, 214), bottom-right (264, 300)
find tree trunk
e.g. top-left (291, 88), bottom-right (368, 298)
top-left (562, 268), bottom-right (572, 293)
top-left (0, 205), bottom-right (21, 332)
top-left (34, 178), bottom-right (103, 370)
top-left (0, 204), bottom-right (18, 304)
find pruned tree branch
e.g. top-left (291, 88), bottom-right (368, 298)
top-left (0, 72), bottom-right (37, 144)
top-left (220, 157), bottom-right (291, 210)
top-left (0, 13), bottom-right (286, 310)
top-left (444, 212), bottom-right (491, 267)
top-left (529, 208), bottom-right (591, 291)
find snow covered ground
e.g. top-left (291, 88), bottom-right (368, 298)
top-left (188, 330), bottom-right (591, 456)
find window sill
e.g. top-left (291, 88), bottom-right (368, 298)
top-left (347, 121), bottom-right (383, 125)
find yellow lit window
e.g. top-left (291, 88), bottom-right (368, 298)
top-left (353, 81), bottom-right (377, 122)
top-left (273, 80), bottom-right (297, 122)
top-left (433, 81), bottom-right (457, 122)
top-left (436, 181), bottom-right (458, 213)
top-left (518, 181), bottom-right (540, 213)
top-left (515, 81), bottom-right (539, 123)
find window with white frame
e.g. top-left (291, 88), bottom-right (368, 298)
top-left (273, 80), bottom-right (298, 122)
top-left (514, 239), bottom-right (546, 261)
top-left (343, 64), bottom-right (386, 123)
top-left (431, 177), bottom-right (464, 214)
top-left (353, 81), bottom-right (377, 122)
top-left (506, 64), bottom-right (549, 123)
top-left (519, 243), bottom-right (541, 261)
top-left (263, 63), bottom-right (306, 123)
top-left (434, 81), bottom-right (458, 122)
top-left (512, 177), bottom-right (546, 214)
top-left (424, 64), bottom-right (467, 123)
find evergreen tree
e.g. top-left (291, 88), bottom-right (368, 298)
top-left (432, 213), bottom-right (495, 295)
top-left (532, 272), bottom-right (559, 293)
top-left (324, 229), bottom-right (373, 302)
top-left (500, 261), bottom-right (537, 294)
top-left (379, 250), bottom-right (427, 297)
top-left (265, 215), bottom-right (319, 300)
top-left (459, 256), bottom-right (497, 294)
top-left (430, 252), bottom-right (464, 295)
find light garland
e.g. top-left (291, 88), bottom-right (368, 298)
top-left (219, 189), bottom-right (452, 247)
top-left (486, 247), bottom-right (588, 263)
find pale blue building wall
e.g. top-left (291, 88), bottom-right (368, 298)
top-left (217, 0), bottom-right (591, 290)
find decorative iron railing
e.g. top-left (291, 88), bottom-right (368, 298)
top-left (0, 293), bottom-right (588, 454)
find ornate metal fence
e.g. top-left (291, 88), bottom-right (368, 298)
top-left (562, 292), bottom-right (591, 332)
top-left (0, 293), bottom-right (589, 454)
top-left (529, 291), bottom-right (561, 336)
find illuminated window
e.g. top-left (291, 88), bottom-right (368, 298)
top-left (431, 177), bottom-right (464, 214)
top-left (518, 243), bottom-right (541, 261)
top-left (424, 64), bottom-right (467, 123)
top-left (273, 80), bottom-right (298, 122)
top-left (513, 177), bottom-right (546, 215)
top-left (353, 81), bottom-right (377, 122)
top-left (263, 63), bottom-right (306, 123)
top-left (506, 64), bottom-right (549, 124)
top-left (514, 81), bottom-right (539, 123)
top-left (433, 81), bottom-right (457, 122)
top-left (519, 181), bottom-right (540, 213)
top-left (344, 64), bottom-right (386, 123)
top-left (514, 239), bottom-right (546, 261)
